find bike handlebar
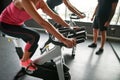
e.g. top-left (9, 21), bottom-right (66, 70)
top-left (70, 13), bottom-right (86, 19)
top-left (48, 26), bottom-right (87, 47)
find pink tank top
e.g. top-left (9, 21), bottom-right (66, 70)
top-left (0, 2), bottom-right (31, 25)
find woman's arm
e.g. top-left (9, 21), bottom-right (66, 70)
top-left (63, 0), bottom-right (85, 18)
top-left (20, 0), bottom-right (75, 48)
top-left (39, 0), bottom-right (70, 27)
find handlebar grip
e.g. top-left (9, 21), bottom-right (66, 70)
top-left (51, 37), bottom-right (86, 47)
top-left (50, 39), bottom-right (66, 47)
top-left (50, 38), bottom-right (86, 47)
top-left (70, 13), bottom-right (86, 19)
top-left (67, 31), bottom-right (86, 38)
top-left (41, 26), bottom-right (87, 48)
top-left (70, 13), bottom-right (80, 19)
top-left (76, 38), bottom-right (85, 43)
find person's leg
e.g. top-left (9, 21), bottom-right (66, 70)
top-left (88, 17), bottom-right (99, 48)
top-left (96, 17), bottom-right (107, 55)
top-left (20, 26), bottom-right (39, 62)
top-left (93, 28), bottom-right (99, 44)
top-left (0, 23), bottom-right (40, 70)
top-left (100, 30), bottom-right (106, 49)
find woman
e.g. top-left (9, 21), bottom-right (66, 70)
top-left (46, 0), bottom-right (86, 18)
top-left (0, 0), bottom-right (76, 71)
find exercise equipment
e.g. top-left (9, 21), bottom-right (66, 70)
top-left (46, 12), bottom-right (86, 57)
top-left (41, 22), bottom-right (87, 54)
top-left (69, 13), bottom-right (86, 56)
top-left (0, 37), bottom-right (43, 80)
top-left (14, 26), bottom-right (87, 80)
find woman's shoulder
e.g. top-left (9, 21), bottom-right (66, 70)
top-left (13, 0), bottom-right (25, 10)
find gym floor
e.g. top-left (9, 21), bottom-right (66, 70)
top-left (64, 39), bottom-right (120, 80)
top-left (0, 31), bottom-right (120, 80)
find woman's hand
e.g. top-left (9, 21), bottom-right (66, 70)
top-left (79, 12), bottom-right (86, 19)
top-left (62, 38), bottom-right (76, 48)
top-left (72, 26), bottom-right (80, 30)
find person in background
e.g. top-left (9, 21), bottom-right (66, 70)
top-left (0, 0), bottom-right (12, 14)
top-left (88, 0), bottom-right (118, 54)
top-left (0, 0), bottom-right (76, 71)
top-left (46, 0), bottom-right (86, 19)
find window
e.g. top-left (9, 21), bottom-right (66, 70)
top-left (55, 0), bottom-right (120, 25)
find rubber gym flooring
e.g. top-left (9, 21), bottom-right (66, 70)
top-left (0, 32), bottom-right (120, 80)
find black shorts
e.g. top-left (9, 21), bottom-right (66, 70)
top-left (92, 16), bottom-right (108, 31)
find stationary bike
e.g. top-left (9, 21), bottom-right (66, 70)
top-left (14, 25), bottom-right (87, 80)
top-left (44, 12), bottom-right (86, 57)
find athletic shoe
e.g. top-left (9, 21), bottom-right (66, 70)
top-left (88, 43), bottom-right (97, 48)
top-left (20, 59), bottom-right (37, 71)
top-left (96, 48), bottom-right (104, 55)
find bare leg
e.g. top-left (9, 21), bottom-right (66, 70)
top-left (93, 28), bottom-right (99, 44)
top-left (96, 30), bottom-right (106, 54)
top-left (100, 30), bottom-right (106, 49)
top-left (20, 42), bottom-right (37, 71)
top-left (21, 51), bottom-right (31, 61)
top-left (88, 28), bottom-right (99, 48)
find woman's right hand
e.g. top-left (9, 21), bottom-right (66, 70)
top-left (62, 38), bottom-right (76, 48)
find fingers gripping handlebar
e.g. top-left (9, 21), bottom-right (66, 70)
top-left (40, 24), bottom-right (87, 53)
top-left (70, 13), bottom-right (86, 19)
top-left (48, 26), bottom-right (87, 47)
